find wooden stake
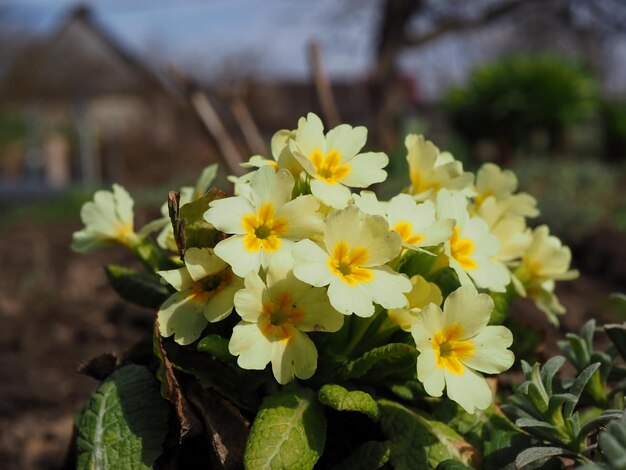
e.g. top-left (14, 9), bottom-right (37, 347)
top-left (229, 85), bottom-right (267, 156)
top-left (168, 67), bottom-right (244, 176)
top-left (308, 41), bottom-right (341, 128)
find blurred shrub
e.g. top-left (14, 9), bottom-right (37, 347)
top-left (512, 157), bottom-right (620, 242)
top-left (600, 99), bottom-right (626, 162)
top-left (444, 55), bottom-right (596, 161)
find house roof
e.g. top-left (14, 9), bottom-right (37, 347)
top-left (2, 4), bottom-right (164, 100)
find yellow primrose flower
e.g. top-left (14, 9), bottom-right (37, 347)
top-left (436, 189), bottom-right (510, 292)
top-left (157, 247), bottom-right (244, 345)
top-left (388, 275), bottom-right (443, 331)
top-left (204, 166), bottom-right (324, 277)
top-left (412, 285), bottom-right (514, 414)
top-left (292, 206), bottom-right (412, 317)
top-left (473, 163), bottom-right (539, 219)
top-left (289, 113), bottom-right (389, 208)
top-left (513, 225), bottom-right (578, 323)
top-left (72, 184), bottom-right (139, 253)
top-left (353, 191), bottom-right (454, 251)
top-left (475, 196), bottom-right (532, 264)
top-left (405, 134), bottom-right (473, 201)
top-left (229, 256), bottom-right (343, 384)
top-left (240, 129), bottom-right (303, 177)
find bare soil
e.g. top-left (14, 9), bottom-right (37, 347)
top-left (0, 219), bottom-right (623, 469)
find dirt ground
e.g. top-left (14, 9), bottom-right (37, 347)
top-left (0, 219), bottom-right (624, 470)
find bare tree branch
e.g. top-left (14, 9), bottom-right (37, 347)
top-left (403, 0), bottom-right (538, 47)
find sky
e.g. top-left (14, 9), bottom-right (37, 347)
top-left (6, 0), bottom-right (380, 80)
top-left (5, 0), bottom-right (626, 98)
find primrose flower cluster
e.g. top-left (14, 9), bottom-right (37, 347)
top-left (72, 112), bottom-right (577, 414)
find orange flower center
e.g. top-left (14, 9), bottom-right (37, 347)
top-left (432, 323), bottom-right (475, 375)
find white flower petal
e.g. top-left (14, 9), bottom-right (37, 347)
top-left (341, 152), bottom-right (388, 188)
top-left (462, 326), bottom-right (514, 374)
top-left (467, 256), bottom-right (510, 293)
top-left (233, 272), bottom-right (266, 322)
top-left (442, 286), bottom-right (493, 339)
top-left (184, 247), bottom-right (228, 281)
top-left (294, 112), bottom-right (325, 158)
top-left (204, 276), bottom-right (243, 322)
top-left (158, 267), bottom-right (194, 292)
top-left (295, 287), bottom-right (344, 333)
top-left (310, 179), bottom-right (352, 209)
top-left (411, 303), bottom-right (444, 349)
top-left (229, 322), bottom-right (273, 370)
top-left (292, 240), bottom-right (334, 287)
top-left (204, 196), bottom-right (254, 235)
top-left (325, 124), bottom-right (367, 160)
top-left (278, 195), bottom-right (324, 240)
top-left (364, 266), bottom-right (411, 309)
top-left (444, 367), bottom-right (493, 414)
top-left (327, 279), bottom-right (374, 317)
top-left (417, 348), bottom-right (445, 397)
top-left (214, 235), bottom-right (262, 277)
top-left (158, 290), bottom-right (207, 345)
top-left (271, 329), bottom-right (318, 384)
top-left (250, 166), bottom-right (294, 209)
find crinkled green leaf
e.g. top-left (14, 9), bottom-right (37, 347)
top-left (330, 440), bottom-right (391, 470)
top-left (318, 384), bottom-right (380, 421)
top-left (76, 365), bottom-right (169, 470)
top-left (337, 343), bottom-right (418, 382)
top-left (244, 386), bottom-right (326, 470)
top-left (379, 399), bottom-right (477, 469)
top-left (105, 265), bottom-right (170, 308)
top-left (387, 379), bottom-right (425, 402)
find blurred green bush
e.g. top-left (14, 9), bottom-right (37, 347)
top-left (443, 55), bottom-right (596, 161)
top-left (511, 157), bottom-right (623, 242)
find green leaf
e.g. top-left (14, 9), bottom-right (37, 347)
top-left (604, 324), bottom-right (626, 362)
top-left (76, 365), bottom-right (169, 470)
top-left (608, 293), bottom-right (626, 319)
top-left (379, 399), bottom-right (477, 469)
top-left (330, 440), bottom-right (391, 470)
top-left (483, 430), bottom-right (530, 470)
top-left (196, 334), bottom-right (234, 362)
top-left (105, 265), bottom-right (170, 309)
top-left (514, 446), bottom-right (572, 469)
top-left (244, 386), bottom-right (326, 470)
top-left (337, 343), bottom-right (418, 382)
top-left (179, 188), bottom-right (225, 249)
top-left (564, 362), bottom-right (600, 417)
top-left (597, 412), bottom-right (626, 469)
top-left (317, 384), bottom-right (380, 421)
top-left (540, 356), bottom-right (566, 396)
top-left (436, 460), bottom-right (473, 470)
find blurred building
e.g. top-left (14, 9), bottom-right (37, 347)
top-left (0, 5), bottom-right (215, 195)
